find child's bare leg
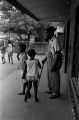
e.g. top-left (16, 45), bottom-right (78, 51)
top-left (33, 80), bottom-right (39, 102)
top-left (8, 54), bottom-right (10, 63)
top-left (18, 82), bottom-right (27, 95)
top-left (24, 81), bottom-right (32, 102)
top-left (2, 56), bottom-right (3, 62)
top-left (3, 55), bottom-right (6, 63)
top-left (26, 82), bottom-right (31, 98)
top-left (11, 55), bottom-right (13, 64)
top-left (2, 55), bottom-right (5, 64)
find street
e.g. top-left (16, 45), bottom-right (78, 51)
top-left (0, 53), bottom-right (73, 120)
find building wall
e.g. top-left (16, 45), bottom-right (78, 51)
top-left (64, 2), bottom-right (79, 118)
top-left (65, 0), bottom-right (79, 79)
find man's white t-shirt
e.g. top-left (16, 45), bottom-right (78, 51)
top-left (49, 37), bottom-right (61, 57)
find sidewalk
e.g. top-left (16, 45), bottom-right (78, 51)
top-left (0, 54), bottom-right (73, 120)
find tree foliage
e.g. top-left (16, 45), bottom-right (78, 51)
top-left (0, 0), bottom-right (47, 42)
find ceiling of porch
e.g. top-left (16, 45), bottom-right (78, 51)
top-left (7, 0), bottom-right (68, 27)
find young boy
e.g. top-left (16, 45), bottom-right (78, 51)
top-left (18, 43), bottom-right (31, 98)
top-left (22, 48), bottom-right (41, 103)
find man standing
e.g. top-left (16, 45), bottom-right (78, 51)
top-left (42, 26), bottom-right (62, 99)
top-left (8, 40), bottom-right (13, 64)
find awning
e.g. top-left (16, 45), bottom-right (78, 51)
top-left (6, 0), bottom-right (67, 26)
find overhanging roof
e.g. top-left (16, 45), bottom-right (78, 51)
top-left (6, 0), bottom-right (67, 25)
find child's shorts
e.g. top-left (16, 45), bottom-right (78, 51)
top-left (25, 76), bottom-right (38, 81)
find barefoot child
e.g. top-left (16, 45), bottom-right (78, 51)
top-left (22, 49), bottom-right (41, 103)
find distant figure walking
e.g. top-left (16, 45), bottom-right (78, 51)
top-left (1, 46), bottom-right (6, 64)
top-left (8, 40), bottom-right (13, 64)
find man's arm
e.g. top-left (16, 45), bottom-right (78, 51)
top-left (38, 60), bottom-right (41, 69)
top-left (42, 57), bottom-right (47, 65)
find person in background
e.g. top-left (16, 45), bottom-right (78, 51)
top-left (22, 49), bottom-right (41, 103)
top-left (17, 44), bottom-right (21, 69)
top-left (1, 46), bottom-right (6, 64)
top-left (42, 26), bottom-right (62, 99)
top-left (17, 44), bottom-right (22, 61)
top-left (18, 44), bottom-right (31, 98)
top-left (8, 40), bottom-right (13, 64)
top-left (17, 51), bottom-right (20, 61)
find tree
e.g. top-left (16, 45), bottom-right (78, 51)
top-left (0, 0), bottom-right (47, 42)
top-left (0, 0), bottom-right (38, 41)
